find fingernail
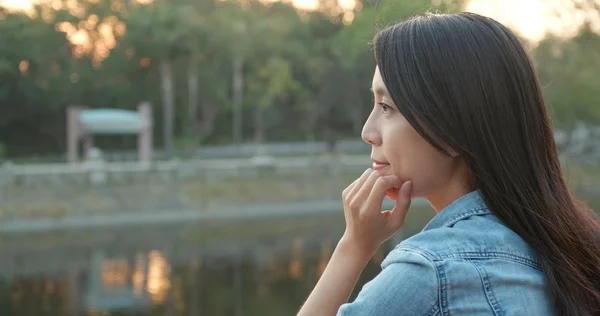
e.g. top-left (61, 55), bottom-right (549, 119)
top-left (401, 181), bottom-right (412, 197)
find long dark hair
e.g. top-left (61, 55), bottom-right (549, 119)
top-left (373, 12), bottom-right (600, 315)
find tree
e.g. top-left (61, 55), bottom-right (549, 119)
top-left (122, 1), bottom-right (201, 156)
top-left (0, 7), bottom-right (73, 155)
top-left (247, 57), bottom-right (298, 143)
top-left (534, 0), bottom-right (600, 134)
top-left (534, 25), bottom-right (600, 150)
top-left (0, 0), bottom-right (473, 158)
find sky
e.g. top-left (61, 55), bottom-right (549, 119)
top-left (293, 0), bottom-right (356, 11)
top-left (290, 0), bottom-right (595, 42)
top-left (466, 0), bottom-right (596, 41)
top-left (468, 0), bottom-right (551, 41)
top-left (0, 0), bottom-right (595, 42)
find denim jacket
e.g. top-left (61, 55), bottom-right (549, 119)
top-left (337, 190), bottom-right (552, 315)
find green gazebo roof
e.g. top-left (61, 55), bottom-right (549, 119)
top-left (78, 109), bottom-right (145, 135)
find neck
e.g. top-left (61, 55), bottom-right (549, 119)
top-left (426, 160), bottom-right (474, 212)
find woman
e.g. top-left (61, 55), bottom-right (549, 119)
top-left (297, 12), bottom-right (600, 316)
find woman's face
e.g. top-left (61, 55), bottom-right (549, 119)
top-left (362, 67), bottom-right (465, 206)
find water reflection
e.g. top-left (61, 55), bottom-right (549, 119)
top-left (0, 214), bottom-right (404, 316)
top-left (146, 251), bottom-right (170, 304)
top-left (0, 198), bottom-right (597, 315)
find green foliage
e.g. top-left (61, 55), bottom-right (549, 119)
top-left (535, 25), bottom-right (600, 130)
top-left (0, 0), bottom-right (596, 159)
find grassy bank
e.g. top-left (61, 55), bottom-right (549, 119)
top-left (3, 158), bottom-right (600, 222)
top-left (1, 171), bottom-right (364, 221)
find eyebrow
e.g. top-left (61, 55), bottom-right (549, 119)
top-left (370, 86), bottom-right (389, 96)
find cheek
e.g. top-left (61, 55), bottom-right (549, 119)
top-left (384, 128), bottom-right (450, 196)
top-left (383, 125), bottom-right (422, 180)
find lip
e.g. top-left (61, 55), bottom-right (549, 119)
top-left (371, 159), bottom-right (390, 170)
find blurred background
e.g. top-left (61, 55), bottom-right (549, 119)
top-left (0, 0), bottom-right (598, 315)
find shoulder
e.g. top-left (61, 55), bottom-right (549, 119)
top-left (338, 214), bottom-right (549, 316)
top-left (398, 191), bottom-right (541, 267)
top-left (397, 213), bottom-right (541, 269)
top-left (337, 248), bottom-right (441, 316)
top-left (338, 191), bottom-right (552, 315)
top-left (377, 213), bottom-right (550, 315)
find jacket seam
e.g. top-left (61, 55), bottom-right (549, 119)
top-left (393, 246), bottom-right (437, 261)
top-left (472, 261), bottom-right (505, 316)
top-left (396, 246), bottom-right (541, 271)
top-left (426, 299), bottom-right (441, 316)
top-left (387, 248), bottom-right (445, 316)
top-left (436, 260), bottom-right (450, 316)
top-left (435, 252), bottom-right (542, 271)
top-left (442, 207), bottom-right (490, 227)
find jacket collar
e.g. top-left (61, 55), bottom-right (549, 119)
top-left (423, 190), bottom-right (491, 231)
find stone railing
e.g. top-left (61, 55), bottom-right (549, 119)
top-left (0, 159), bottom-right (179, 189)
top-left (0, 151), bottom-right (370, 189)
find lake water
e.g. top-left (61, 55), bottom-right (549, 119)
top-left (0, 209), bottom-right (434, 316)
top-left (0, 196), bottom-right (596, 316)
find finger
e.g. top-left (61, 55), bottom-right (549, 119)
top-left (352, 170), bottom-right (384, 206)
top-left (364, 175), bottom-right (402, 213)
top-left (388, 181), bottom-right (413, 229)
top-left (347, 168), bottom-right (374, 198)
top-left (342, 171), bottom-right (367, 201)
top-left (342, 178), bottom-right (359, 200)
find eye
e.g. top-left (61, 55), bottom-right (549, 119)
top-left (378, 102), bottom-right (393, 114)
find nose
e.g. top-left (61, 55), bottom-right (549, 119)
top-left (361, 112), bottom-right (382, 146)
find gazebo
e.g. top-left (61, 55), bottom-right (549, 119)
top-left (66, 103), bottom-right (152, 163)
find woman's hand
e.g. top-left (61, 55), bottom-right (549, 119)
top-left (296, 168), bottom-right (413, 316)
top-left (340, 168), bottom-right (413, 258)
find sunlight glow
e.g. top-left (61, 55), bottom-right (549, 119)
top-left (1, 0), bottom-right (598, 51)
top-left (18, 60), bottom-right (29, 74)
top-left (467, 0), bottom-right (598, 42)
top-left (338, 0), bottom-right (357, 10)
top-left (467, 0), bottom-right (549, 41)
top-left (292, 0), bottom-right (318, 10)
top-left (146, 250), bottom-right (171, 304)
top-left (0, 0), bottom-right (35, 11)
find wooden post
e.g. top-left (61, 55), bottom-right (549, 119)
top-left (138, 102), bottom-right (153, 165)
top-left (233, 247), bottom-right (244, 316)
top-left (84, 136), bottom-right (94, 156)
top-left (67, 107), bottom-right (83, 163)
top-left (188, 258), bottom-right (202, 316)
top-left (68, 263), bottom-right (85, 316)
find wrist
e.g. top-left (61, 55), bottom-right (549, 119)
top-left (337, 234), bottom-right (378, 263)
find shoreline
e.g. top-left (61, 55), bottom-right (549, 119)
top-left (0, 198), bottom-right (429, 234)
